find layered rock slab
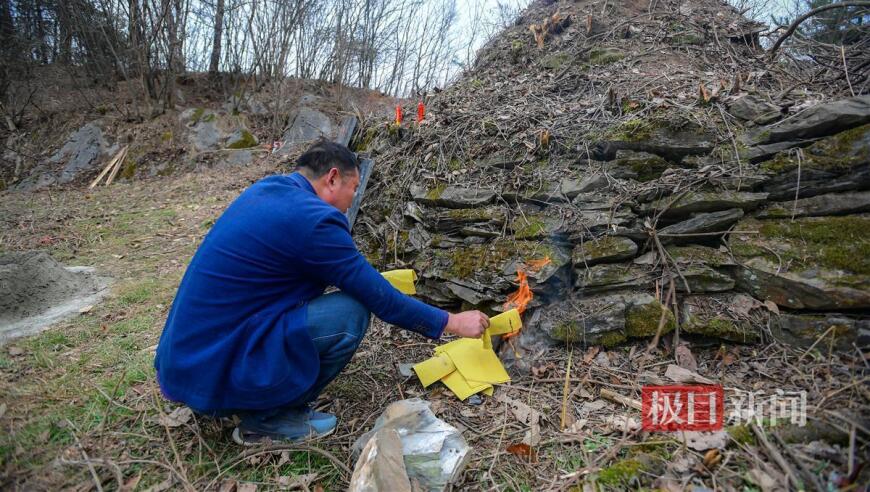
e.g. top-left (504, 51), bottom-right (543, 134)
top-left (730, 216), bottom-right (870, 310)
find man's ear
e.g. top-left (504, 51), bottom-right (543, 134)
top-left (326, 167), bottom-right (340, 187)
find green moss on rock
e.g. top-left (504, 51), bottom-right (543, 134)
top-left (727, 424), bottom-right (756, 446)
top-left (541, 52), bottom-right (571, 70)
top-left (616, 154), bottom-right (670, 182)
top-left (425, 183), bottom-right (447, 200)
top-left (227, 129), bottom-right (258, 149)
top-left (760, 124), bottom-right (870, 173)
top-left (588, 48), bottom-right (625, 65)
top-left (551, 321), bottom-right (627, 347)
top-left (733, 216), bottom-right (870, 278)
top-left (597, 459), bottom-right (643, 486)
top-left (605, 119), bottom-right (654, 142)
top-left (513, 217), bottom-right (547, 239)
top-left (625, 300), bottom-right (676, 337)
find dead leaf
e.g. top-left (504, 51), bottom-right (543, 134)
top-left (675, 344), bottom-right (698, 371)
top-left (562, 418), bottom-right (587, 434)
top-left (0, 402), bottom-right (6, 419)
top-left (679, 430), bottom-right (728, 451)
top-left (313, 484), bottom-right (325, 492)
top-left (748, 467), bottom-right (782, 492)
top-left (277, 473), bottom-right (318, 490)
top-left (218, 480), bottom-right (238, 492)
top-left (702, 449), bottom-right (722, 468)
top-left (8, 346), bottom-right (24, 356)
top-left (602, 414), bottom-right (641, 433)
top-left (156, 406), bottom-right (193, 428)
top-left (664, 364), bottom-right (715, 385)
top-left (495, 393), bottom-right (540, 426)
top-left (506, 443), bottom-right (538, 462)
top-left (78, 305), bottom-right (94, 314)
top-left (121, 473), bottom-right (142, 492)
top-left (763, 300), bottom-right (780, 314)
top-left (583, 346), bottom-right (600, 363)
top-left (144, 475), bottom-right (175, 492)
top-left (236, 483), bottom-right (257, 492)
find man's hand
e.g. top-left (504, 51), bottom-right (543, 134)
top-left (444, 310), bottom-right (490, 338)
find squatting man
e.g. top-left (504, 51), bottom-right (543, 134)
top-left (155, 141), bottom-right (488, 444)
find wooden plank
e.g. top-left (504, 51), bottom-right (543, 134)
top-left (335, 116), bottom-right (358, 147)
top-left (89, 145), bottom-right (127, 189)
top-left (346, 157), bottom-right (373, 230)
top-left (104, 146), bottom-right (128, 186)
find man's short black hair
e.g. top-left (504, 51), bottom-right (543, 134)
top-left (295, 140), bottom-right (359, 178)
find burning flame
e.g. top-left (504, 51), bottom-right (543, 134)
top-left (501, 257), bottom-right (550, 340)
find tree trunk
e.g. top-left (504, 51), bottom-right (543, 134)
top-left (209, 0), bottom-right (224, 75)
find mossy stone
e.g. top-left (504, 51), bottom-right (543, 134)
top-left (227, 129), bottom-right (258, 149)
top-left (625, 300), bottom-right (676, 337)
top-left (760, 124), bottom-right (870, 173)
top-left (541, 52), bottom-right (571, 70)
top-left (588, 48), bottom-right (625, 65)
top-left (597, 458), bottom-right (643, 486)
top-left (731, 216), bottom-right (870, 279)
top-left (727, 424), bottom-right (756, 446)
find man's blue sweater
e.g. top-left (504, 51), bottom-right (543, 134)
top-left (154, 172), bottom-right (448, 411)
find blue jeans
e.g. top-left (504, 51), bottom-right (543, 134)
top-left (196, 292), bottom-right (371, 418)
top-left (288, 291), bottom-right (372, 407)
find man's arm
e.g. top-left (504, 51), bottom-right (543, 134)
top-left (298, 210), bottom-right (487, 339)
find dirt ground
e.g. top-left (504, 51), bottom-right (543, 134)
top-left (0, 161), bottom-right (868, 491)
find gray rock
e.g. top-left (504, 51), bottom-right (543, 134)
top-left (731, 216), bottom-right (870, 310)
top-left (758, 190), bottom-right (870, 219)
top-left (681, 294), bottom-right (764, 343)
top-left (759, 124), bottom-right (870, 200)
top-left (220, 150), bottom-right (254, 167)
top-left (579, 174), bottom-right (611, 192)
top-left (280, 107), bottom-right (333, 149)
top-left (659, 208), bottom-right (744, 242)
top-left (673, 265), bottom-right (735, 293)
top-left (575, 264), bottom-right (655, 292)
top-left (741, 140), bottom-right (812, 163)
top-left (771, 313), bottom-right (868, 351)
top-left (668, 245), bottom-right (735, 267)
top-left (185, 110), bottom-right (225, 152)
top-left (643, 191), bottom-right (768, 218)
top-left (573, 236), bottom-right (638, 266)
top-left (748, 95), bottom-right (870, 145)
top-left (411, 185), bottom-right (496, 208)
top-left (52, 122), bottom-right (111, 184)
top-left (536, 291), bottom-right (675, 346)
top-left (613, 150), bottom-right (672, 182)
top-left (571, 192), bottom-right (621, 210)
top-left (728, 95), bottom-right (781, 124)
top-left (225, 129), bottom-right (259, 149)
top-left (537, 294), bottom-right (627, 346)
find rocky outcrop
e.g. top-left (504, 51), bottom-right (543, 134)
top-left (757, 190), bottom-right (870, 219)
top-left (411, 184), bottom-right (496, 208)
top-left (643, 191), bottom-right (768, 218)
top-left (538, 292), bottom-right (675, 346)
top-left (747, 95), bottom-right (870, 145)
top-left (771, 313), bottom-right (869, 352)
top-left (759, 124), bottom-right (870, 200)
top-left (15, 122), bottom-right (115, 190)
top-left (730, 216), bottom-right (870, 310)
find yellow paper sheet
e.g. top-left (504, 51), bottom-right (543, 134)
top-left (434, 337), bottom-right (477, 355)
top-left (441, 370), bottom-right (493, 400)
top-left (489, 309), bottom-right (522, 335)
top-left (412, 353), bottom-right (456, 387)
top-left (441, 338), bottom-right (511, 385)
top-left (381, 269), bottom-right (417, 294)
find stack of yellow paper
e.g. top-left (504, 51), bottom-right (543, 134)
top-left (413, 309), bottom-right (522, 400)
top-left (381, 269), bottom-right (418, 294)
